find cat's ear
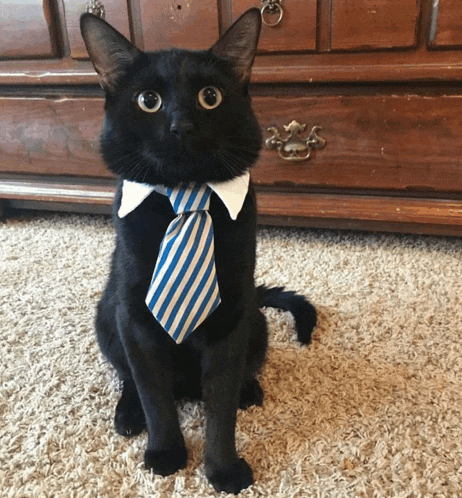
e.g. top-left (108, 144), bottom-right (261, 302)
top-left (80, 13), bottom-right (142, 92)
top-left (210, 8), bottom-right (261, 84)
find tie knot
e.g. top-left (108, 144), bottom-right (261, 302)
top-left (166, 183), bottom-right (212, 214)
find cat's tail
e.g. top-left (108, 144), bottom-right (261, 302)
top-left (256, 285), bottom-right (317, 345)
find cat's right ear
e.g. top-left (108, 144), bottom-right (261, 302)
top-left (80, 14), bottom-right (142, 92)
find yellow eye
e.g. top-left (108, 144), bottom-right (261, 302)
top-left (137, 90), bottom-right (162, 113)
top-left (198, 86), bottom-right (223, 110)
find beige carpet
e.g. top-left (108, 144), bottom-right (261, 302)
top-left (1, 211), bottom-right (462, 497)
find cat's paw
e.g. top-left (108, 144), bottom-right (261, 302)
top-left (114, 397), bottom-right (146, 437)
top-left (239, 378), bottom-right (263, 409)
top-left (144, 445), bottom-right (188, 476)
top-left (207, 458), bottom-right (253, 495)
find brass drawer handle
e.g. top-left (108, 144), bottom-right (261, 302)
top-left (261, 0), bottom-right (284, 27)
top-left (86, 0), bottom-right (106, 18)
top-left (265, 120), bottom-right (326, 162)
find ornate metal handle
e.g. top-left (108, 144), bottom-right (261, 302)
top-left (265, 120), bottom-right (326, 162)
top-left (261, 0), bottom-right (284, 27)
top-left (86, 0), bottom-right (105, 18)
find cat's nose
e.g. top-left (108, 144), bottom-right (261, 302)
top-left (170, 118), bottom-right (194, 139)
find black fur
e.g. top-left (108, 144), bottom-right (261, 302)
top-left (257, 285), bottom-right (317, 345)
top-left (81, 9), bottom-right (316, 494)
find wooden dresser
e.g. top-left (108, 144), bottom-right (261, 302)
top-left (2, 0), bottom-right (462, 235)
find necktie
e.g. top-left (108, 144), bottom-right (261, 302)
top-left (145, 183), bottom-right (221, 344)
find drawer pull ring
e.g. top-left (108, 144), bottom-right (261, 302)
top-left (86, 0), bottom-right (106, 18)
top-left (266, 120), bottom-right (326, 162)
top-left (261, 0), bottom-right (284, 27)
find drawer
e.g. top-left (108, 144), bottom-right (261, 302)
top-left (3, 92), bottom-right (462, 195)
top-left (252, 93), bottom-right (462, 194)
top-left (0, 0), bottom-right (54, 59)
top-left (231, 0), bottom-right (317, 53)
top-left (331, 0), bottom-right (418, 51)
top-left (0, 97), bottom-right (108, 178)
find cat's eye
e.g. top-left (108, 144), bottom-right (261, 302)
top-left (137, 90), bottom-right (162, 113)
top-left (198, 86), bottom-right (223, 110)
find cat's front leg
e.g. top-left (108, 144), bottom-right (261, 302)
top-left (201, 319), bottom-right (253, 494)
top-left (116, 306), bottom-right (188, 476)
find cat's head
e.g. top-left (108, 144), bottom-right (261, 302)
top-left (80, 9), bottom-right (262, 187)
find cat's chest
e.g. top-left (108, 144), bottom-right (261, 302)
top-left (113, 186), bottom-right (256, 306)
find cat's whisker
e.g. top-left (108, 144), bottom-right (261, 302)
top-left (100, 146), bottom-right (153, 183)
top-left (139, 164), bottom-right (152, 184)
top-left (224, 139), bottom-right (261, 154)
top-left (219, 149), bottom-right (250, 171)
top-left (213, 151), bottom-right (240, 178)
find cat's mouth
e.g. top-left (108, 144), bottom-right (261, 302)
top-left (145, 135), bottom-right (215, 161)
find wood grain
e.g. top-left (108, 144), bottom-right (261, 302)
top-left (257, 191), bottom-right (462, 225)
top-left (0, 97), bottom-right (109, 177)
top-left (0, 178), bottom-right (115, 204)
top-left (0, 0), bottom-right (54, 59)
top-left (6, 48), bottom-right (462, 86)
top-left (256, 191), bottom-right (462, 235)
top-left (252, 93), bottom-right (462, 193)
top-left (140, 0), bottom-right (219, 50)
top-left (251, 49), bottom-right (462, 83)
top-left (331, 0), bottom-right (418, 51)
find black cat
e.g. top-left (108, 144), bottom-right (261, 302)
top-left (81, 9), bottom-right (316, 494)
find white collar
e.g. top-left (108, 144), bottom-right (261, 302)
top-left (118, 171), bottom-right (250, 221)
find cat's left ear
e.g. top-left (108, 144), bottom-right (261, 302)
top-left (80, 13), bottom-right (143, 92)
top-left (210, 8), bottom-right (262, 84)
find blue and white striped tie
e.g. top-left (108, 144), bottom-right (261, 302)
top-left (146, 183), bottom-right (221, 344)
